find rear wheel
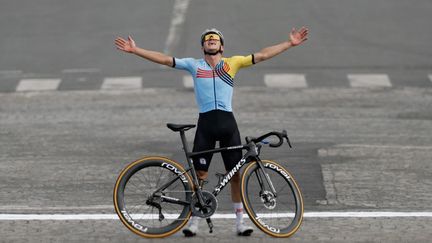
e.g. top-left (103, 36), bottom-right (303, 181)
top-left (113, 156), bottom-right (193, 238)
top-left (241, 160), bottom-right (304, 237)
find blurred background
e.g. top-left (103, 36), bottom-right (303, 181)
top-left (1, 0), bottom-right (431, 86)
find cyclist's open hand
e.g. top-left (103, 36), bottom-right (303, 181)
top-left (115, 36), bottom-right (136, 53)
top-left (289, 27), bottom-right (308, 46)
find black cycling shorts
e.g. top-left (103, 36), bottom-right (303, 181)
top-left (192, 110), bottom-right (242, 172)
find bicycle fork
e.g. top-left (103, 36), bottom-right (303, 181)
top-left (254, 158), bottom-right (278, 204)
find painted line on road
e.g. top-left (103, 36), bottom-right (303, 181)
top-left (330, 144), bottom-right (432, 150)
top-left (264, 74), bottom-right (307, 88)
top-left (62, 68), bottom-right (101, 74)
top-left (1, 212), bottom-right (432, 221)
top-left (183, 75), bottom-right (194, 89)
top-left (0, 205), bottom-right (114, 211)
top-left (318, 144), bottom-right (432, 157)
top-left (0, 70), bottom-right (23, 75)
top-left (102, 77), bottom-right (142, 90)
top-left (16, 79), bottom-right (61, 92)
top-left (304, 212), bottom-right (432, 217)
top-left (163, 0), bottom-right (191, 55)
top-left (428, 74), bottom-right (432, 83)
top-left (348, 74), bottom-right (392, 88)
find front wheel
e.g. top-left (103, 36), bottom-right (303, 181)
top-left (113, 156), bottom-right (193, 238)
top-left (241, 160), bottom-right (304, 238)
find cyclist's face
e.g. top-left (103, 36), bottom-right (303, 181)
top-left (202, 35), bottom-right (223, 53)
top-left (203, 39), bottom-right (223, 53)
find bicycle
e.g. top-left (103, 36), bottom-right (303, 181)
top-left (113, 123), bottom-right (304, 238)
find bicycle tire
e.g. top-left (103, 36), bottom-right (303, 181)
top-left (241, 160), bottom-right (304, 237)
top-left (113, 156), bottom-right (193, 238)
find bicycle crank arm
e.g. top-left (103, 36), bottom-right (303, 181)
top-left (206, 217), bottom-right (214, 233)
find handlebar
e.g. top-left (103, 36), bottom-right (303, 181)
top-left (245, 130), bottom-right (292, 148)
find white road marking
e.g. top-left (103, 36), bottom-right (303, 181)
top-left (318, 144), bottom-right (432, 157)
top-left (1, 212), bottom-right (432, 220)
top-left (348, 74), bottom-right (392, 88)
top-left (16, 79), bottom-right (61, 92)
top-left (0, 205), bottom-right (114, 211)
top-left (0, 214), bottom-right (118, 220)
top-left (0, 70), bottom-right (22, 75)
top-left (330, 144), bottom-right (432, 149)
top-left (305, 212), bottom-right (432, 217)
top-left (163, 0), bottom-right (191, 55)
top-left (264, 74), bottom-right (307, 88)
top-left (102, 77), bottom-right (142, 90)
top-left (428, 74), bottom-right (432, 83)
top-left (183, 75), bottom-right (194, 89)
top-left (61, 68), bottom-right (101, 74)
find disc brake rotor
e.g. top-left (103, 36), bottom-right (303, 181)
top-left (260, 190), bottom-right (277, 210)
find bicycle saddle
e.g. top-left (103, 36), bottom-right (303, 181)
top-left (166, 123), bottom-right (196, 132)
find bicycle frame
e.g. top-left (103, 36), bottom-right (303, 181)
top-left (180, 130), bottom-right (277, 199)
top-left (151, 129), bottom-right (281, 213)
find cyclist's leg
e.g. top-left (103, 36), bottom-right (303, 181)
top-left (191, 116), bottom-right (216, 180)
top-left (184, 114), bottom-right (216, 237)
top-left (220, 131), bottom-right (242, 202)
top-left (219, 114), bottom-right (253, 236)
top-left (219, 111), bottom-right (243, 202)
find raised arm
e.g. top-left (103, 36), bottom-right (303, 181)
top-left (115, 36), bottom-right (173, 67)
top-left (253, 27), bottom-right (308, 64)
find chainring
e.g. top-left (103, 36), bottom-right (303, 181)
top-left (191, 190), bottom-right (218, 218)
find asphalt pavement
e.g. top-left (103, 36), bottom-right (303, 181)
top-left (1, 87), bottom-right (432, 242)
top-left (1, 0), bottom-right (432, 242)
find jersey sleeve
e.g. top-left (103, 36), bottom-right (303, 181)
top-left (224, 55), bottom-right (255, 78)
top-left (229, 55), bottom-right (255, 69)
top-left (172, 57), bottom-right (195, 73)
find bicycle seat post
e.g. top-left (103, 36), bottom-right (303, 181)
top-left (179, 130), bottom-right (201, 187)
top-left (179, 131), bottom-right (191, 155)
top-left (179, 130), bottom-right (194, 168)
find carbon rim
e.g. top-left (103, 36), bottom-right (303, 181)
top-left (114, 157), bottom-right (192, 238)
top-left (241, 160), bottom-right (303, 237)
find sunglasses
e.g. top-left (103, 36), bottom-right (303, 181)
top-left (204, 34), bottom-right (221, 42)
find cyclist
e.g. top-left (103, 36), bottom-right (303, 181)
top-left (114, 27), bottom-right (308, 236)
